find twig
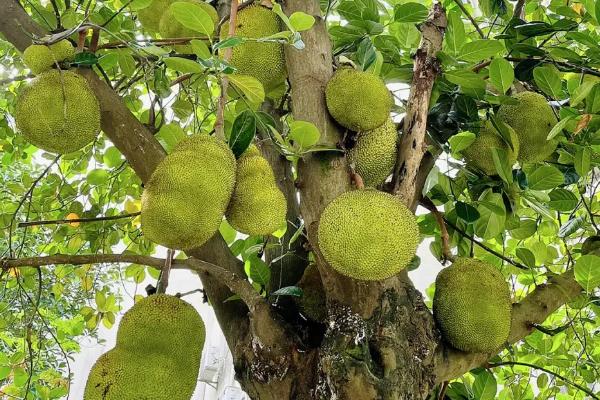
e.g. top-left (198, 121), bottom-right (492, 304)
top-left (452, 0), bottom-right (484, 38)
top-left (157, 249), bottom-right (173, 294)
top-left (17, 212), bottom-right (140, 228)
top-left (437, 381), bottom-right (449, 400)
top-left (421, 198), bottom-right (454, 262)
top-left (0, 74), bottom-right (33, 85)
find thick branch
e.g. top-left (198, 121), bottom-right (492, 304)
top-left (391, 4), bottom-right (447, 206)
top-left (434, 270), bottom-right (582, 382)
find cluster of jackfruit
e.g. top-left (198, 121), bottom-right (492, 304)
top-left (220, 4), bottom-right (287, 91)
top-left (141, 135), bottom-right (236, 249)
top-left (348, 118), bottom-right (398, 187)
top-left (15, 70), bottom-right (101, 154)
top-left (158, 0), bottom-right (219, 52)
top-left (317, 189), bottom-right (420, 281)
top-left (22, 40), bottom-right (75, 75)
top-left (433, 258), bottom-right (512, 353)
top-left (462, 120), bottom-right (520, 175)
top-left (226, 146), bottom-right (287, 235)
top-left (84, 294), bottom-right (205, 400)
top-left (325, 68), bottom-right (393, 132)
top-left (295, 264), bottom-right (326, 322)
top-left (496, 91), bottom-right (558, 163)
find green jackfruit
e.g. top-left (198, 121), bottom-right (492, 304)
top-left (159, 0), bottom-right (219, 52)
top-left (496, 92), bottom-right (558, 163)
top-left (141, 135), bottom-right (236, 249)
top-left (22, 40), bottom-right (74, 75)
top-left (219, 4), bottom-right (286, 91)
top-left (317, 190), bottom-right (420, 281)
top-left (325, 68), bottom-right (393, 132)
top-left (348, 118), bottom-right (398, 187)
top-left (295, 264), bottom-right (326, 322)
top-left (15, 70), bottom-right (100, 154)
top-left (433, 258), bottom-right (512, 353)
top-left (462, 121), bottom-right (520, 175)
top-left (137, 0), bottom-right (171, 32)
top-left (226, 149), bottom-right (287, 235)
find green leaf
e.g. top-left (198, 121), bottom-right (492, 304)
top-left (491, 147), bottom-right (514, 184)
top-left (547, 116), bottom-right (574, 140)
top-left (533, 65), bottom-right (563, 99)
top-left (527, 165), bottom-right (564, 190)
top-left (489, 58), bottom-right (514, 94)
top-left (548, 189), bottom-right (578, 211)
top-left (170, 2), bottom-right (215, 35)
top-left (445, 70), bottom-right (486, 90)
top-left (288, 120), bottom-right (321, 149)
top-left (510, 219), bottom-right (537, 240)
top-left (516, 247), bottom-right (536, 268)
top-left (245, 255), bottom-right (271, 287)
top-left (445, 9), bottom-right (465, 55)
top-left (103, 147), bottom-right (122, 168)
top-left (394, 2), bottom-right (429, 23)
top-left (289, 12), bottom-right (315, 31)
top-left (455, 201), bottom-right (480, 223)
top-left (449, 131), bottom-right (476, 155)
top-left (87, 169), bottom-right (109, 185)
top-left (229, 110), bottom-right (256, 158)
top-left (472, 369), bottom-right (497, 400)
top-left (219, 220), bottom-right (237, 245)
top-left (130, 0), bottom-right (153, 10)
top-left (571, 80), bottom-right (598, 106)
top-left (163, 57), bottom-right (204, 74)
top-left (574, 147), bottom-right (591, 177)
top-left (228, 74), bottom-right (265, 105)
top-left (190, 39), bottom-right (211, 59)
top-left (459, 40), bottom-right (504, 62)
top-left (272, 286), bottom-right (304, 297)
top-left (574, 255), bottom-right (600, 292)
top-left (558, 216), bottom-right (586, 238)
top-left (156, 123), bottom-right (186, 152)
top-left (475, 192), bottom-right (506, 239)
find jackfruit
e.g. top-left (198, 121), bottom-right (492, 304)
top-left (317, 189), bottom-right (420, 281)
top-left (496, 92), bottom-right (558, 163)
top-left (159, 0), bottom-right (219, 53)
top-left (141, 135), bottom-right (236, 249)
top-left (433, 257), bottom-right (512, 353)
top-left (219, 4), bottom-right (286, 91)
top-left (325, 68), bottom-right (393, 132)
top-left (15, 70), bottom-right (101, 154)
top-left (462, 121), bottom-right (520, 175)
top-left (295, 264), bottom-right (326, 322)
top-left (348, 118), bottom-right (398, 186)
top-left (137, 0), bottom-right (171, 32)
top-left (226, 149), bottom-right (287, 235)
top-left (22, 40), bottom-right (75, 75)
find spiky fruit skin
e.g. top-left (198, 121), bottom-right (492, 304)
top-left (85, 295), bottom-right (204, 400)
top-left (15, 70), bottom-right (100, 154)
top-left (226, 150), bottom-right (287, 235)
top-left (325, 68), bottom-right (393, 132)
top-left (295, 264), bottom-right (326, 322)
top-left (496, 92), bottom-right (558, 163)
top-left (219, 5), bottom-right (286, 91)
top-left (137, 0), bottom-right (172, 32)
top-left (22, 40), bottom-right (74, 75)
top-left (141, 135), bottom-right (236, 249)
top-left (159, 0), bottom-right (219, 53)
top-left (317, 190), bottom-right (420, 281)
top-left (433, 258), bottom-right (512, 353)
top-left (462, 121), bottom-right (520, 175)
top-left (348, 118), bottom-right (398, 186)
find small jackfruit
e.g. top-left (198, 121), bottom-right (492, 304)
top-left (348, 118), bottom-right (398, 187)
top-left (317, 190), bottom-right (420, 281)
top-left (137, 0), bottom-right (172, 32)
top-left (295, 264), bottom-right (326, 322)
top-left (159, 0), bottom-right (219, 53)
top-left (325, 68), bottom-right (393, 132)
top-left (462, 121), bottom-right (520, 175)
top-left (496, 92), bottom-right (558, 163)
top-left (433, 258), bottom-right (512, 353)
top-left (219, 4), bottom-right (286, 91)
top-left (22, 40), bottom-right (75, 75)
top-left (141, 135), bottom-right (236, 249)
top-left (226, 149), bottom-right (287, 235)
top-left (15, 70), bottom-right (101, 154)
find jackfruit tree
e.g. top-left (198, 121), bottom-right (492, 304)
top-left (2, 0), bottom-right (600, 399)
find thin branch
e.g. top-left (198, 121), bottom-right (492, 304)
top-left (452, 0), bottom-right (484, 38)
top-left (17, 212), bottom-right (140, 228)
top-left (0, 74), bottom-right (33, 85)
top-left (487, 361), bottom-right (599, 400)
top-left (421, 198), bottom-right (454, 262)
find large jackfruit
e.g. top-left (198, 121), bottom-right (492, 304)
top-left (317, 190), bottom-right (420, 281)
top-left (433, 258), bottom-right (512, 353)
top-left (137, 0), bottom-right (172, 32)
top-left (15, 70), bottom-right (101, 154)
top-left (159, 0), bottom-right (219, 53)
top-left (219, 4), bottom-right (286, 91)
top-left (496, 92), bottom-right (558, 163)
top-left (325, 68), bottom-right (393, 132)
top-left (462, 121), bottom-right (520, 175)
top-left (226, 148), bottom-right (287, 235)
top-left (22, 40), bottom-right (74, 75)
top-left (141, 135), bottom-right (236, 249)
top-left (85, 295), bottom-right (204, 400)
top-left (348, 118), bottom-right (398, 187)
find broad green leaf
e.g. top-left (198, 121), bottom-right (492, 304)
top-left (445, 70), bottom-right (486, 90)
top-left (272, 286), bottom-right (304, 297)
top-left (87, 169), bottom-right (109, 185)
top-left (475, 192), bottom-right (506, 239)
top-left (229, 110), bottom-right (256, 158)
top-left (245, 255), bottom-right (271, 286)
top-left (103, 147), bottom-right (122, 168)
top-left (288, 120), bottom-right (321, 149)
top-left (394, 2), bottom-right (429, 23)
top-left (489, 58), bottom-right (514, 94)
top-left (448, 131), bottom-right (476, 155)
top-left (574, 147), bottom-right (591, 177)
top-left (527, 165), bottom-right (564, 190)
top-left (459, 40), bottom-right (504, 62)
top-left (516, 247), bottom-right (537, 268)
top-left (574, 255), bottom-right (600, 292)
top-left (444, 9), bottom-right (465, 55)
top-left (455, 201), bottom-right (480, 223)
top-left (190, 39), bottom-right (211, 59)
top-left (547, 116), bottom-right (574, 140)
top-left (130, 0), bottom-right (152, 10)
top-left (289, 12), bottom-right (315, 32)
top-left (533, 65), bottom-right (563, 99)
top-left (491, 147), bottom-right (513, 184)
top-left (163, 57), bottom-right (204, 74)
top-left (548, 189), bottom-right (578, 211)
top-left (228, 74), bottom-right (265, 104)
top-left (571, 80), bottom-right (598, 106)
top-left (510, 219), bottom-right (537, 240)
top-left (472, 369), bottom-right (497, 400)
top-left (170, 2), bottom-right (215, 36)
top-left (156, 123), bottom-right (186, 152)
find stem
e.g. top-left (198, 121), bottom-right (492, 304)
top-left (17, 212), bottom-right (140, 228)
top-left (421, 198), bottom-right (454, 262)
top-left (452, 0), bottom-right (484, 38)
